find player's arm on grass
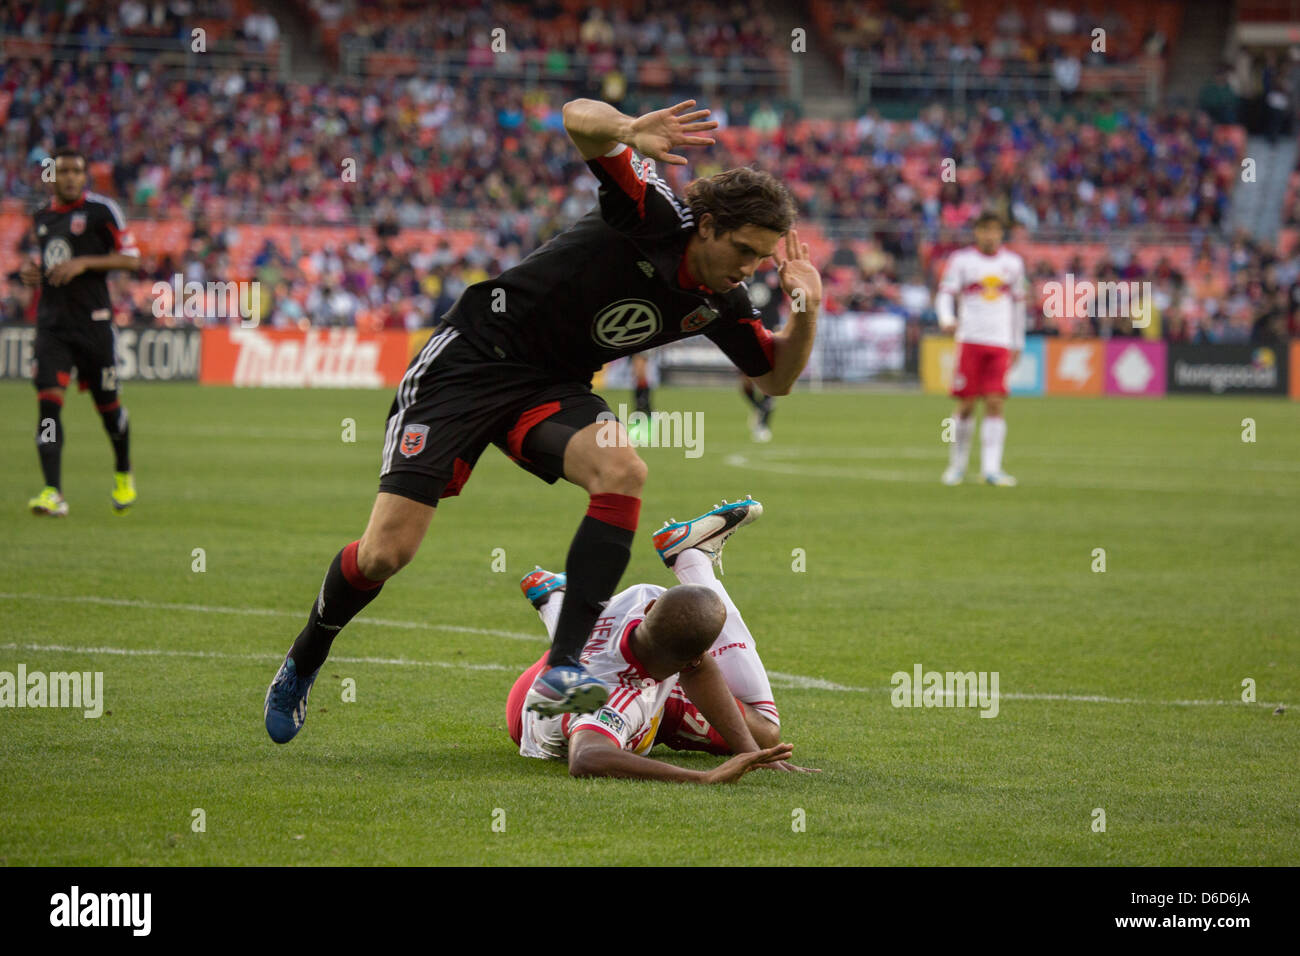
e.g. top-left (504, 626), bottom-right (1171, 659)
top-left (562, 98), bottom-right (717, 164)
top-left (677, 654), bottom-right (761, 753)
top-left (750, 229), bottom-right (822, 397)
top-left (678, 655), bottom-right (819, 773)
top-left (568, 728), bottom-right (794, 784)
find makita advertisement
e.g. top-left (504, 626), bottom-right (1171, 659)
top-left (1166, 345), bottom-right (1288, 396)
top-left (199, 327), bottom-right (410, 387)
top-left (0, 324), bottom-right (201, 381)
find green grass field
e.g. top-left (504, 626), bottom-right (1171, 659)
top-left (1, 380), bottom-right (1297, 865)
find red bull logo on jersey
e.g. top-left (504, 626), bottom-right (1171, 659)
top-left (400, 423), bottom-right (429, 458)
top-left (977, 274), bottom-right (1008, 300)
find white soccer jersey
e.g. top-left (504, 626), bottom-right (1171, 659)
top-left (936, 246), bottom-right (1028, 349)
top-left (519, 583), bottom-right (679, 760)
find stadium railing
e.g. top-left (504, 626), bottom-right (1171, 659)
top-left (0, 30), bottom-right (288, 77)
top-left (844, 56), bottom-right (1163, 110)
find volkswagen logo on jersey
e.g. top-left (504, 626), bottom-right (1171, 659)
top-left (591, 299), bottom-right (662, 348)
top-left (43, 237), bottom-right (72, 271)
top-left (400, 423), bottom-right (430, 458)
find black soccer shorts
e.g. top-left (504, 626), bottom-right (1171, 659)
top-left (33, 322), bottom-right (120, 403)
top-left (378, 325), bottom-right (614, 506)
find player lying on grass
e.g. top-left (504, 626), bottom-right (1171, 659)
top-left (265, 95), bottom-right (821, 744)
top-left (507, 497), bottom-right (814, 782)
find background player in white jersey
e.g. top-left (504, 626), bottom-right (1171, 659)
top-left (506, 497), bottom-right (812, 783)
top-left (935, 212), bottom-right (1027, 487)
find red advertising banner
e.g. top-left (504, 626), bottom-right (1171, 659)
top-left (1292, 341), bottom-right (1300, 401)
top-left (200, 327), bottom-right (410, 387)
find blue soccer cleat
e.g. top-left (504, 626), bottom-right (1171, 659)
top-left (520, 566), bottom-right (566, 610)
top-left (524, 664), bottom-right (609, 717)
top-left (984, 471), bottom-right (1018, 487)
top-left (264, 655), bottom-right (320, 744)
top-left (652, 496), bottom-right (763, 571)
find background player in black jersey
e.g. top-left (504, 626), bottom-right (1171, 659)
top-left (265, 97), bottom-right (822, 744)
top-left (20, 146), bottom-right (140, 517)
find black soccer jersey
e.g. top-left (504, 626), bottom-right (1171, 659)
top-left (441, 145), bottom-right (776, 382)
top-left (32, 192), bottom-right (139, 331)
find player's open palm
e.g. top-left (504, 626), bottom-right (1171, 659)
top-left (629, 100), bottom-right (718, 167)
top-left (703, 743), bottom-right (796, 784)
top-left (775, 229), bottom-right (822, 309)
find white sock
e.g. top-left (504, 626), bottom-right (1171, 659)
top-left (671, 548), bottom-right (779, 725)
top-left (537, 592), bottom-right (563, 640)
top-left (981, 416), bottom-right (1006, 476)
top-left (950, 414), bottom-right (974, 471)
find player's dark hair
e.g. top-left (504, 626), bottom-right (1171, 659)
top-left (685, 167), bottom-right (796, 237)
top-left (645, 585), bottom-right (726, 663)
top-left (51, 145), bottom-right (84, 164)
top-left (974, 210), bottom-right (1004, 228)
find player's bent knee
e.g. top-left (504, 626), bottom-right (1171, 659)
top-left (590, 449), bottom-right (646, 496)
top-left (356, 537), bottom-right (416, 581)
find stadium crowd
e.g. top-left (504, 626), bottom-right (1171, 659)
top-left (1, 0), bottom-right (1298, 344)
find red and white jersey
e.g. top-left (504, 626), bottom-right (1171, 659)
top-left (937, 246), bottom-right (1028, 349)
top-left (519, 583), bottom-right (679, 760)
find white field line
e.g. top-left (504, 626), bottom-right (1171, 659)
top-left (0, 594), bottom-right (1280, 709)
top-left (0, 592), bottom-right (539, 641)
top-left (723, 454), bottom-right (1300, 498)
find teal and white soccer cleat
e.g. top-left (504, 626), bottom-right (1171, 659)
top-left (984, 471), bottom-right (1018, 487)
top-left (519, 566), bottom-right (566, 610)
top-left (941, 466), bottom-right (965, 486)
top-left (653, 496), bottom-right (762, 571)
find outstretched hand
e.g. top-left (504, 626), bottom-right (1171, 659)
top-left (774, 229), bottom-right (822, 310)
top-left (702, 743), bottom-right (795, 784)
top-left (628, 99), bottom-right (718, 167)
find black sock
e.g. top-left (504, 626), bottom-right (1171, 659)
top-left (98, 401), bottom-right (130, 473)
top-left (288, 540), bottom-right (384, 675)
top-left (549, 494), bottom-right (639, 666)
top-left (741, 382), bottom-right (763, 410)
top-left (634, 384), bottom-right (652, 415)
top-left (758, 395), bottom-right (774, 427)
top-left (36, 396), bottom-right (63, 490)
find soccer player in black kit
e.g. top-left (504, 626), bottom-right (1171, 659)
top-left (265, 98), bottom-right (823, 744)
top-left (21, 147), bottom-right (139, 517)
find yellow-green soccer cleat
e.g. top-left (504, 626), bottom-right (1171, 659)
top-left (29, 486), bottom-right (69, 517)
top-left (110, 472), bottom-right (137, 513)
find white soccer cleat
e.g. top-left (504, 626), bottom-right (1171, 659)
top-left (984, 471), bottom-right (1018, 487)
top-left (941, 467), bottom-right (965, 486)
top-left (652, 497), bottom-right (762, 571)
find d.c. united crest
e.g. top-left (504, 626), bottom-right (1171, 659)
top-left (400, 423), bottom-right (430, 458)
